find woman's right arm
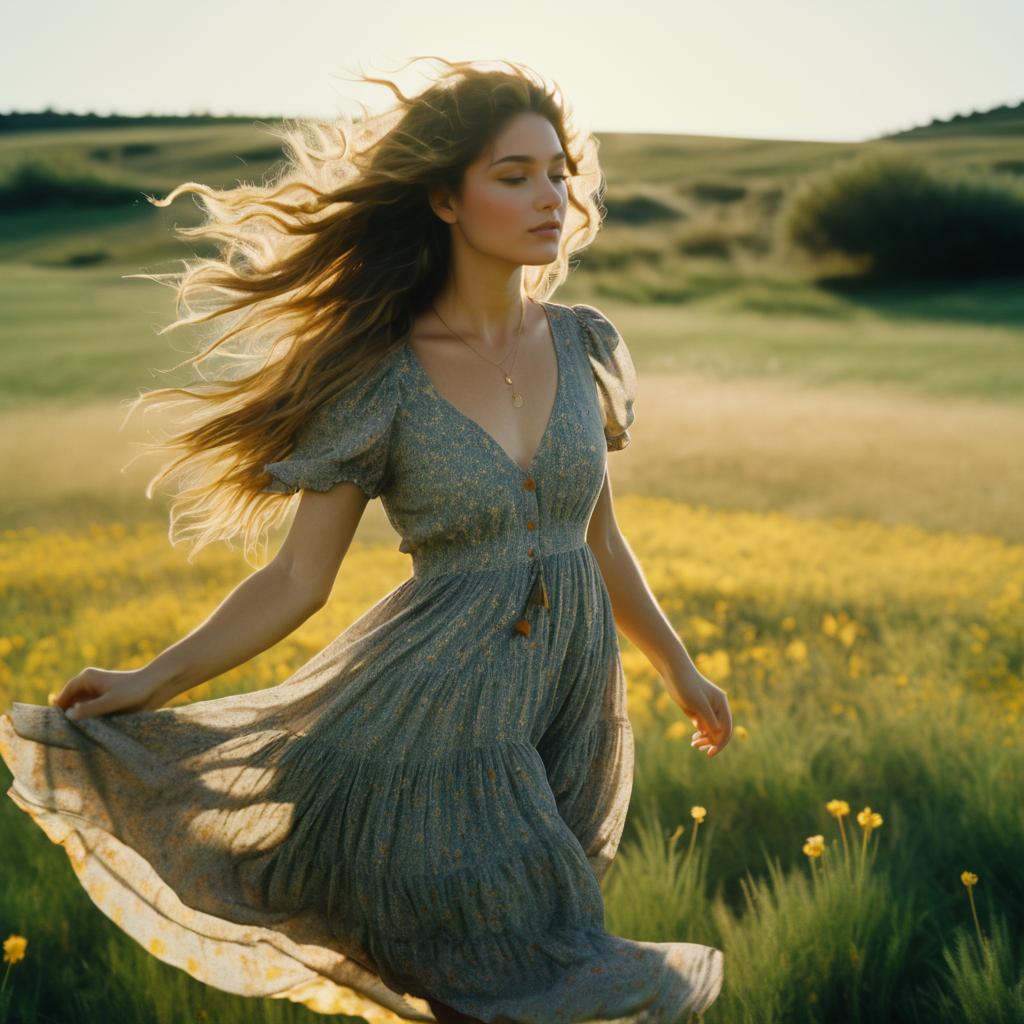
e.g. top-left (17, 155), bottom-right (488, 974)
top-left (55, 482), bottom-right (372, 721)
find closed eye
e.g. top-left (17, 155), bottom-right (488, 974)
top-left (502, 175), bottom-right (569, 184)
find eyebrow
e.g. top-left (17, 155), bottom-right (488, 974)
top-left (489, 150), bottom-right (567, 167)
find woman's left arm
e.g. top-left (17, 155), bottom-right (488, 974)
top-left (585, 470), bottom-right (732, 758)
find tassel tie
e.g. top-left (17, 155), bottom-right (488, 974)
top-left (513, 559), bottom-right (550, 637)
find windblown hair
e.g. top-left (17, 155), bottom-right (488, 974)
top-left (123, 56), bottom-right (606, 568)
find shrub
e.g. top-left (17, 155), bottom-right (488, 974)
top-left (0, 157), bottom-right (142, 211)
top-left (780, 152), bottom-right (1024, 282)
top-left (603, 191), bottom-right (685, 226)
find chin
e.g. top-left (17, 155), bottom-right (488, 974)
top-left (522, 246), bottom-right (560, 266)
top-left (485, 240), bottom-right (559, 267)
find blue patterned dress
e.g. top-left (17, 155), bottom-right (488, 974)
top-left (1, 301), bottom-right (724, 1022)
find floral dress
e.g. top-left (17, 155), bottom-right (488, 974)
top-left (0, 301), bottom-right (724, 1023)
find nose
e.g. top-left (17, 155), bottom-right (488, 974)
top-left (536, 176), bottom-right (564, 204)
top-left (537, 186), bottom-right (563, 214)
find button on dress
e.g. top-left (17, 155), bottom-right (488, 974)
top-left (0, 301), bottom-right (724, 1022)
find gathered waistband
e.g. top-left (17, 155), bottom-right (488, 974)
top-left (410, 530), bottom-right (590, 581)
top-left (410, 537), bottom-right (594, 640)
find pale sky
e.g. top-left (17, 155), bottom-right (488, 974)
top-left (4, 0), bottom-right (1023, 143)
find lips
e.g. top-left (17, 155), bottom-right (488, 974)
top-left (530, 220), bottom-right (561, 232)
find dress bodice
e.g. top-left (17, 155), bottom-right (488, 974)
top-left (261, 301), bottom-right (637, 584)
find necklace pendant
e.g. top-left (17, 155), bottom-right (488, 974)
top-left (511, 391), bottom-right (524, 408)
top-left (504, 373), bottom-right (513, 385)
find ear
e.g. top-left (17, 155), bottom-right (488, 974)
top-left (427, 186), bottom-right (458, 226)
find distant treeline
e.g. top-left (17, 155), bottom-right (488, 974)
top-left (0, 110), bottom-right (289, 134)
top-left (3, 97), bottom-right (1022, 138)
top-left (885, 98), bottom-right (1024, 139)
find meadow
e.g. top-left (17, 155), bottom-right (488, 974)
top-left (1, 115), bottom-right (1022, 1023)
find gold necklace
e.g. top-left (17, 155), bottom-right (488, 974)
top-left (430, 295), bottom-right (528, 408)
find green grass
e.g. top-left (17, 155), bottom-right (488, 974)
top-left (2, 115), bottom-right (1023, 1023)
top-left (2, 261), bottom-right (1022, 415)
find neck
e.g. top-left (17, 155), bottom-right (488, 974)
top-left (433, 275), bottom-right (532, 344)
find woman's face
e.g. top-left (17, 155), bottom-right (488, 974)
top-left (439, 111), bottom-right (569, 267)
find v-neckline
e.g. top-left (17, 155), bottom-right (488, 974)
top-left (404, 300), bottom-right (563, 477)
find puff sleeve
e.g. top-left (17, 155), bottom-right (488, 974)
top-left (572, 303), bottom-right (637, 451)
top-left (260, 355), bottom-right (400, 499)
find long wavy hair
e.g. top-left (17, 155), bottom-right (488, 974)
top-left (123, 56), bottom-right (606, 568)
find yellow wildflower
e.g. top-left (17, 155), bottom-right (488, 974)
top-left (826, 799), bottom-right (850, 818)
top-left (838, 621), bottom-right (859, 647)
top-left (802, 834), bottom-right (825, 858)
top-left (3, 934), bottom-right (27, 965)
top-left (785, 639), bottom-right (808, 662)
top-left (857, 807), bottom-right (883, 831)
top-left (960, 870), bottom-right (984, 945)
top-left (735, 725), bottom-right (748, 740)
top-left (691, 806), bottom-right (707, 824)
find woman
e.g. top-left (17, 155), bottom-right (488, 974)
top-left (0, 58), bottom-right (730, 1023)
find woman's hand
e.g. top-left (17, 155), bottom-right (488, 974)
top-left (53, 667), bottom-right (168, 722)
top-left (665, 669), bottom-right (732, 759)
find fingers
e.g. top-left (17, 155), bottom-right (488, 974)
top-left (691, 706), bottom-right (732, 757)
top-left (65, 691), bottom-right (118, 721)
top-left (691, 730), bottom-right (717, 755)
top-left (679, 682), bottom-right (732, 759)
top-left (693, 720), bottom-right (729, 754)
top-left (58, 668), bottom-right (154, 721)
top-left (56, 668), bottom-right (111, 721)
top-left (54, 674), bottom-right (94, 713)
